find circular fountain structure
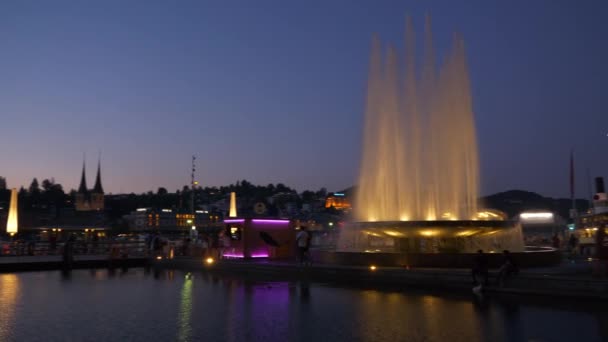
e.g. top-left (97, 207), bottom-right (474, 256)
top-left (337, 219), bottom-right (524, 254)
top-left (314, 218), bottom-right (559, 268)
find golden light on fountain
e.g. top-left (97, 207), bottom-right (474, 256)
top-left (441, 212), bottom-right (458, 221)
top-left (6, 188), bottom-right (18, 236)
top-left (364, 230), bottom-right (382, 237)
top-left (456, 230), bottom-right (477, 237)
top-left (420, 230), bottom-right (436, 237)
top-left (473, 210), bottom-right (506, 221)
top-left (383, 230), bottom-right (403, 237)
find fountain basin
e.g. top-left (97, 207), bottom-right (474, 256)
top-left (319, 220), bottom-right (558, 267)
top-left (338, 220), bottom-right (525, 254)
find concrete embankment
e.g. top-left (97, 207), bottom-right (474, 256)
top-left (157, 258), bottom-right (608, 300)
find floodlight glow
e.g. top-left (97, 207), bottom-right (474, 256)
top-left (520, 213), bottom-right (553, 219)
top-left (251, 219), bottom-right (290, 224)
top-left (222, 253), bottom-right (244, 258)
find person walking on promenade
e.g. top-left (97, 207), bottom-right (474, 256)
top-left (49, 234), bottom-right (57, 254)
top-left (568, 233), bottom-right (578, 257)
top-left (296, 226), bottom-right (311, 266)
top-left (497, 250), bottom-right (518, 287)
top-left (62, 234), bottom-right (76, 270)
top-left (552, 234), bottom-right (561, 249)
top-left (472, 249), bottom-right (489, 287)
top-left (211, 233), bottom-right (220, 259)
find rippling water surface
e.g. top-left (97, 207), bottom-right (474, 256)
top-left (0, 269), bottom-right (605, 342)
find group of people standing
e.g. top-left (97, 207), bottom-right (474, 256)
top-left (147, 231), bottom-right (232, 259)
top-left (472, 249), bottom-right (519, 288)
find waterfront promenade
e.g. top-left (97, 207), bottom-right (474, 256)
top-left (0, 254), bottom-right (148, 272)
top-left (157, 257), bottom-right (608, 300)
top-left (0, 240), bottom-right (149, 272)
top-left (2, 250), bottom-right (607, 300)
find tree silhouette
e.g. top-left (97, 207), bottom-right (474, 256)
top-left (29, 178), bottom-right (40, 195)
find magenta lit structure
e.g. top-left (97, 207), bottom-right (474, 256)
top-left (221, 218), bottom-right (295, 260)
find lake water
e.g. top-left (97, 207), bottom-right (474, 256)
top-left (0, 268), bottom-right (605, 341)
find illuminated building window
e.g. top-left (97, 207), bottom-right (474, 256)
top-left (325, 195), bottom-right (352, 210)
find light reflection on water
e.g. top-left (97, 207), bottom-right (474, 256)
top-left (0, 274), bottom-right (20, 342)
top-left (177, 274), bottom-right (193, 342)
top-left (0, 268), bottom-right (605, 342)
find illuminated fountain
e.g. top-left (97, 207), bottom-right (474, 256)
top-left (336, 17), bottom-right (525, 258)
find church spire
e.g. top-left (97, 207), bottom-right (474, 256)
top-left (93, 156), bottom-right (104, 194)
top-left (78, 158), bottom-right (88, 193)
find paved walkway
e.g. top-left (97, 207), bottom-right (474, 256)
top-left (0, 254), bottom-right (148, 272)
top-left (0, 255), bottom-right (111, 263)
top-left (158, 257), bottom-right (608, 300)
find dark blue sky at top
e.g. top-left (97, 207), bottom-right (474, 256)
top-left (0, 0), bottom-right (607, 198)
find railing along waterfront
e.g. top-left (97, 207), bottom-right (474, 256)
top-left (0, 240), bottom-right (149, 258)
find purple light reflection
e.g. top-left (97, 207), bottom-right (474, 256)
top-left (223, 219), bottom-right (245, 223)
top-left (222, 253), bottom-right (269, 258)
top-left (251, 219), bottom-right (290, 224)
top-left (223, 253), bottom-right (244, 258)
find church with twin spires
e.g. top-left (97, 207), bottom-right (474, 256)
top-left (75, 160), bottom-right (105, 211)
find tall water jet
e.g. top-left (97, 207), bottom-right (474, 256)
top-left (355, 16), bottom-right (479, 221)
top-left (6, 188), bottom-right (18, 236)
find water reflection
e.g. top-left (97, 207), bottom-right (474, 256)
top-left (0, 274), bottom-right (20, 341)
top-left (497, 298), bottom-right (525, 342)
top-left (177, 274), bottom-right (193, 342)
top-left (299, 281), bottom-right (310, 302)
top-left (0, 269), bottom-right (605, 341)
top-left (60, 269), bottom-right (72, 281)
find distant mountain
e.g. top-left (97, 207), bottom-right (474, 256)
top-left (480, 190), bottom-right (589, 220)
top-left (339, 187), bottom-right (589, 220)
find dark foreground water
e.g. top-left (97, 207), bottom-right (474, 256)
top-left (0, 268), bottom-right (605, 342)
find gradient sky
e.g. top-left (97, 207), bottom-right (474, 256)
top-left (1, 0), bottom-right (607, 197)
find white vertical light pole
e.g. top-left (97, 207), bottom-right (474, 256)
top-left (191, 155), bottom-right (198, 237)
top-left (229, 192), bottom-right (237, 217)
top-left (6, 188), bottom-right (18, 236)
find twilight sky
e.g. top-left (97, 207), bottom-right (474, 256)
top-left (1, 0), bottom-right (607, 198)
